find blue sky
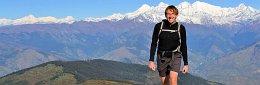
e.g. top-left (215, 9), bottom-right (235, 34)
top-left (0, 0), bottom-right (259, 19)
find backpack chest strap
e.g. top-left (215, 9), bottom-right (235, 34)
top-left (161, 29), bottom-right (178, 32)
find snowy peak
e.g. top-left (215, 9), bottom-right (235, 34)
top-left (1, 1), bottom-right (260, 26)
top-left (157, 2), bottom-right (169, 7)
top-left (0, 15), bottom-right (75, 26)
top-left (236, 3), bottom-right (257, 12)
top-left (168, 1), bottom-right (259, 24)
top-left (85, 1), bottom-right (260, 25)
top-left (238, 3), bottom-right (247, 9)
top-left (84, 2), bottom-right (168, 22)
top-left (125, 4), bottom-right (151, 19)
top-left (178, 1), bottom-right (191, 8)
top-left (192, 1), bottom-right (217, 8)
top-left (136, 4), bottom-right (151, 13)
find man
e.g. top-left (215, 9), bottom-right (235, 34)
top-left (149, 5), bottom-right (188, 85)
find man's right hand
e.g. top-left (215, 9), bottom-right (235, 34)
top-left (148, 61), bottom-right (156, 71)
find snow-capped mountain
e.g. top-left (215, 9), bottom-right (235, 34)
top-left (85, 2), bottom-right (167, 23)
top-left (177, 1), bottom-right (260, 25)
top-left (86, 1), bottom-right (260, 25)
top-left (0, 15), bottom-right (75, 26)
top-left (0, 1), bottom-right (259, 26)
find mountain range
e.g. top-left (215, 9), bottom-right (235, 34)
top-left (1, 1), bottom-right (259, 26)
top-left (0, 1), bottom-right (259, 85)
top-left (201, 41), bottom-right (260, 85)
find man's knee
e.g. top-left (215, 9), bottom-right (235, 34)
top-left (169, 71), bottom-right (178, 79)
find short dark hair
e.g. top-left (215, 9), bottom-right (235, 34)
top-left (165, 5), bottom-right (179, 16)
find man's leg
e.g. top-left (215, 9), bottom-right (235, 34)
top-left (169, 71), bottom-right (178, 85)
top-left (160, 76), bottom-right (169, 85)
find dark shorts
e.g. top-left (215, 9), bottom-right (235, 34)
top-left (156, 52), bottom-right (182, 77)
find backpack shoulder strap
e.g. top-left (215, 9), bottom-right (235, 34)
top-left (177, 22), bottom-right (181, 52)
top-left (157, 21), bottom-right (164, 44)
top-left (172, 22), bottom-right (182, 52)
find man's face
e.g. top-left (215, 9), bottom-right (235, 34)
top-left (166, 10), bottom-right (178, 23)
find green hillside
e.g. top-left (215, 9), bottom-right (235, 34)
top-left (0, 59), bottom-right (223, 85)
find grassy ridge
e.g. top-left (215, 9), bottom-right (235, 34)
top-left (0, 59), bottom-right (223, 85)
top-left (0, 64), bottom-right (76, 85)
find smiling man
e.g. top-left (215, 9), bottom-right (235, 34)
top-left (149, 5), bottom-right (188, 85)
